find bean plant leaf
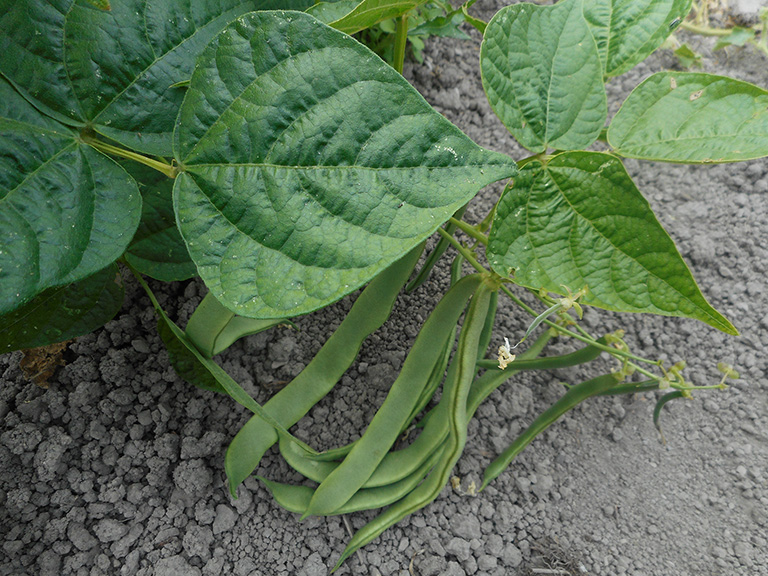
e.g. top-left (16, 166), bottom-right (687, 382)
top-left (487, 151), bottom-right (737, 335)
top-left (174, 10), bottom-right (518, 319)
top-left (328, 0), bottom-right (423, 35)
top-left (0, 264), bottom-right (124, 353)
top-left (480, 0), bottom-right (607, 153)
top-left (306, 0), bottom-right (359, 24)
top-left (608, 72), bottom-right (768, 163)
top-left (0, 77), bottom-right (141, 315)
top-left (122, 162), bottom-right (197, 282)
top-left (714, 27), bottom-right (755, 50)
top-left (583, 0), bottom-right (691, 77)
top-left (0, 0), bottom-right (314, 156)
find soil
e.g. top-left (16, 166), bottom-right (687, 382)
top-left (2, 3), bottom-right (768, 575)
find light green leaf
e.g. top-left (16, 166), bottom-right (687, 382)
top-left (0, 264), bottom-right (124, 353)
top-left (608, 72), bottom-right (768, 163)
top-left (410, 11), bottom-right (471, 40)
top-left (122, 162), bottom-right (197, 282)
top-left (174, 10), bottom-right (516, 319)
top-left (480, 0), bottom-right (607, 153)
top-left (583, 0), bottom-right (691, 77)
top-left (714, 26), bottom-right (755, 50)
top-left (329, 0), bottom-right (422, 34)
top-left (0, 77), bottom-right (141, 315)
top-left (0, 0), bottom-right (314, 156)
top-left (487, 151), bottom-right (737, 335)
top-left (306, 0), bottom-right (359, 24)
top-left (673, 43), bottom-right (703, 69)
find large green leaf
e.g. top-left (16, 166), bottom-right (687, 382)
top-left (329, 0), bottom-right (422, 35)
top-left (487, 152), bottom-right (736, 335)
top-left (583, 0), bottom-right (691, 77)
top-left (0, 77), bottom-right (140, 315)
top-left (0, 0), bottom-right (314, 156)
top-left (480, 0), bottom-right (607, 153)
top-left (122, 162), bottom-right (197, 282)
top-left (173, 10), bottom-right (517, 319)
top-left (0, 264), bottom-right (124, 353)
top-left (608, 72), bottom-right (768, 163)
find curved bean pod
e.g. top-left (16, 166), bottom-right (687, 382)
top-left (304, 274), bottom-right (483, 517)
top-left (481, 372), bottom-right (622, 490)
top-left (468, 337), bottom-right (607, 416)
top-left (225, 246), bottom-right (423, 495)
top-left (259, 445), bottom-right (445, 516)
top-left (475, 289), bottom-right (498, 364)
top-left (333, 281), bottom-right (494, 568)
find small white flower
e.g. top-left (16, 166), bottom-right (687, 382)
top-left (497, 337), bottom-right (515, 370)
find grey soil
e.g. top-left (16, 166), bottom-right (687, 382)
top-left (2, 3), bottom-right (768, 575)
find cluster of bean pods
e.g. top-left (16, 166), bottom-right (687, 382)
top-left (132, 234), bottom-right (681, 568)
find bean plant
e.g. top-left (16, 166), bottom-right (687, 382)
top-left (1, 0), bottom-right (765, 567)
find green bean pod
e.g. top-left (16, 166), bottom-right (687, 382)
top-left (333, 281), bottom-right (495, 568)
top-left (468, 337), bottom-right (607, 416)
top-left (481, 372), bottom-right (622, 490)
top-left (303, 274), bottom-right (483, 517)
top-left (304, 327), bottom-right (456, 468)
top-left (225, 246), bottom-right (423, 496)
top-left (259, 445), bottom-right (445, 516)
top-left (475, 289), bottom-right (498, 364)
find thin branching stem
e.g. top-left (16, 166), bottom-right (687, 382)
top-left (448, 217), bottom-right (488, 244)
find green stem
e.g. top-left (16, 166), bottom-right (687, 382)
top-left (516, 152), bottom-right (550, 169)
top-left (436, 227), bottom-right (486, 275)
top-left (498, 285), bottom-right (659, 374)
top-left (448, 217), bottom-right (488, 245)
top-left (393, 13), bottom-right (408, 75)
top-left (434, 229), bottom-right (661, 377)
top-left (83, 136), bottom-right (177, 178)
top-left (679, 21), bottom-right (738, 37)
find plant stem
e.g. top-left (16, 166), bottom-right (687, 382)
top-left (393, 13), bottom-right (409, 75)
top-left (436, 227), bottom-right (486, 275)
top-left (448, 217), bottom-right (488, 244)
top-left (434, 228), bottom-right (661, 375)
top-left (498, 284), bottom-right (659, 373)
top-left (516, 152), bottom-right (549, 169)
top-left (83, 135), bottom-right (177, 178)
top-left (679, 21), bottom-right (739, 37)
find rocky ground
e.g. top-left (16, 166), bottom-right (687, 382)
top-left (2, 2), bottom-right (768, 575)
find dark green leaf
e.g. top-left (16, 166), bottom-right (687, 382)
top-left (174, 11), bottom-right (517, 319)
top-left (583, 0), bottom-right (692, 77)
top-left (0, 264), bottom-right (124, 353)
top-left (122, 162), bottom-right (197, 282)
top-left (487, 151), bottom-right (737, 335)
top-left (0, 0), bottom-right (315, 156)
top-left (0, 77), bottom-right (141, 315)
top-left (481, 0), bottom-right (607, 153)
top-left (608, 72), bottom-right (768, 163)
